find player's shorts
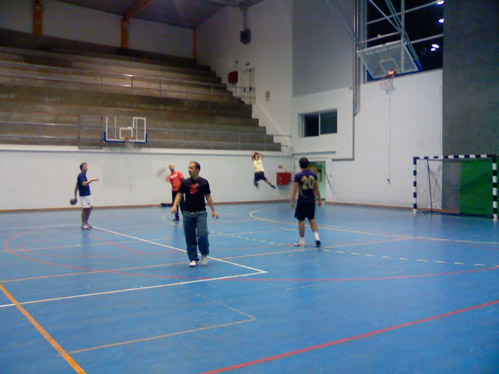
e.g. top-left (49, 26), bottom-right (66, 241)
top-left (294, 200), bottom-right (315, 221)
top-left (80, 195), bottom-right (93, 209)
top-left (254, 172), bottom-right (267, 183)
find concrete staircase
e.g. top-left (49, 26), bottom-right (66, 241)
top-left (0, 29), bottom-right (280, 151)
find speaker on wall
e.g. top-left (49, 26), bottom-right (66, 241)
top-left (240, 29), bottom-right (251, 44)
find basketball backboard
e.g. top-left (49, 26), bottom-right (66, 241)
top-left (357, 40), bottom-right (420, 79)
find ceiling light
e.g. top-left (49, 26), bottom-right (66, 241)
top-left (437, 1), bottom-right (444, 5)
top-left (432, 44), bottom-right (440, 49)
top-left (431, 48), bottom-right (437, 52)
top-left (439, 18), bottom-right (445, 23)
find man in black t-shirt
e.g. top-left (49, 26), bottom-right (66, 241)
top-left (171, 161), bottom-right (219, 267)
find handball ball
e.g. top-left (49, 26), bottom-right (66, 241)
top-left (70, 198), bottom-right (77, 205)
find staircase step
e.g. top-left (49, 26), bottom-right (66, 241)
top-left (0, 28), bottom-right (206, 70)
top-left (0, 84), bottom-right (251, 117)
top-left (0, 105), bottom-right (259, 128)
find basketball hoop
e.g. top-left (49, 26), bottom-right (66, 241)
top-left (379, 70), bottom-right (396, 95)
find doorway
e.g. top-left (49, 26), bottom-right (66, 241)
top-left (308, 161), bottom-right (326, 201)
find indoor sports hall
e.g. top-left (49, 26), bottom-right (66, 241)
top-left (0, 1), bottom-right (497, 374)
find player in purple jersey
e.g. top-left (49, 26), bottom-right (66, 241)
top-left (290, 157), bottom-right (321, 247)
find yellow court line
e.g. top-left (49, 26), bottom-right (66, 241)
top-left (67, 318), bottom-right (255, 355)
top-left (68, 290), bottom-right (257, 355)
top-left (0, 282), bottom-right (86, 374)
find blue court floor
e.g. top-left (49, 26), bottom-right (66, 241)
top-left (0, 203), bottom-right (498, 374)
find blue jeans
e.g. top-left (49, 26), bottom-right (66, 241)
top-left (171, 190), bottom-right (184, 219)
top-left (183, 210), bottom-right (209, 261)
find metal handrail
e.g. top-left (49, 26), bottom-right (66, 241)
top-left (0, 120), bottom-right (277, 151)
top-left (0, 59), bottom-right (257, 102)
top-left (0, 120), bottom-right (265, 133)
top-left (0, 71), bottom-right (236, 101)
top-left (0, 59), bottom-right (226, 89)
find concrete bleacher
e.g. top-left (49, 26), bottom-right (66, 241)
top-left (0, 29), bottom-right (280, 151)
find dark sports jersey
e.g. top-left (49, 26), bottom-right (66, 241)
top-left (77, 172), bottom-right (91, 196)
top-left (179, 177), bottom-right (211, 212)
top-left (294, 170), bottom-right (318, 203)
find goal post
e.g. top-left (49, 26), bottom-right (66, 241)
top-left (413, 154), bottom-right (497, 221)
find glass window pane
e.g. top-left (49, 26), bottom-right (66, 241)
top-left (320, 111), bottom-right (337, 134)
top-left (303, 114), bottom-right (319, 137)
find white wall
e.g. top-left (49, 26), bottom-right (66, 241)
top-left (0, 0), bottom-right (193, 58)
top-left (293, 0), bottom-right (353, 96)
top-left (324, 70), bottom-right (443, 207)
top-left (197, 0), bottom-right (293, 149)
top-left (291, 86), bottom-right (353, 157)
top-left (197, 0), bottom-right (443, 208)
top-left (0, 147), bottom-right (288, 211)
top-left (0, 0), bottom-right (32, 33)
top-left (44, 0), bottom-right (120, 47)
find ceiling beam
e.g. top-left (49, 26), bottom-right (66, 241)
top-left (124, 0), bottom-right (158, 20)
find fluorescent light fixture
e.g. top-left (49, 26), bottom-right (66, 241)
top-left (432, 44), bottom-right (440, 49)
top-left (439, 18), bottom-right (445, 23)
top-left (431, 48), bottom-right (437, 52)
top-left (437, 0), bottom-right (444, 4)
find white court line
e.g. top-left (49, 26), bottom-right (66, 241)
top-left (0, 271), bottom-right (264, 309)
top-left (249, 209), bottom-right (499, 245)
top-left (94, 226), bottom-right (267, 274)
top-left (0, 225), bottom-right (268, 308)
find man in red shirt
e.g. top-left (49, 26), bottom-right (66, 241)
top-left (166, 164), bottom-right (184, 221)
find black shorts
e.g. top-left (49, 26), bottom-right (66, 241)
top-left (294, 201), bottom-right (316, 221)
top-left (254, 172), bottom-right (266, 183)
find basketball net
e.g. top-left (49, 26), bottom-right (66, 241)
top-left (379, 70), bottom-right (396, 95)
top-left (124, 136), bottom-right (135, 150)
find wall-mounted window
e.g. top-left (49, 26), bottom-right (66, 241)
top-left (300, 110), bottom-right (337, 138)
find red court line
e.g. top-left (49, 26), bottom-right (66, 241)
top-left (234, 265), bottom-right (499, 282)
top-left (88, 234), bottom-right (148, 254)
top-left (202, 300), bottom-right (499, 373)
top-left (4, 232), bottom-right (198, 280)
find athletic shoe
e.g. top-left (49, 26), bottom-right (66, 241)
top-left (81, 224), bottom-right (90, 230)
top-left (315, 240), bottom-right (321, 248)
top-left (270, 184), bottom-right (276, 189)
top-left (200, 255), bottom-right (208, 265)
top-left (173, 217), bottom-right (179, 221)
top-left (189, 260), bottom-right (197, 267)
top-left (294, 241), bottom-right (306, 247)
top-left (254, 182), bottom-right (259, 188)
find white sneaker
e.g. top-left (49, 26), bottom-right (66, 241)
top-left (189, 260), bottom-right (197, 267)
top-left (200, 255), bottom-right (208, 265)
top-left (294, 241), bottom-right (306, 247)
top-left (82, 224), bottom-right (90, 230)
